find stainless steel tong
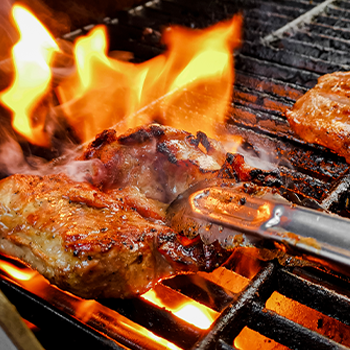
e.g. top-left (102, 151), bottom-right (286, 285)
top-left (170, 184), bottom-right (350, 274)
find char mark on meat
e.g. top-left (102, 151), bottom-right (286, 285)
top-left (0, 173), bottom-right (229, 299)
top-left (0, 125), bottom-right (231, 299)
top-left (79, 124), bottom-right (227, 203)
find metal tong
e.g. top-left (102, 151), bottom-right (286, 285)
top-left (172, 185), bottom-right (350, 274)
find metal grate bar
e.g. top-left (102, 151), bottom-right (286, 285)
top-left (274, 38), bottom-right (350, 66)
top-left (193, 263), bottom-right (277, 350)
top-left (217, 339), bottom-right (237, 350)
top-left (325, 7), bottom-right (350, 20)
top-left (236, 55), bottom-right (320, 88)
top-left (262, 0), bottom-right (337, 44)
top-left (251, 303), bottom-right (350, 350)
top-left (242, 41), bottom-right (350, 75)
top-left (306, 22), bottom-right (350, 40)
top-left (0, 278), bottom-right (124, 350)
top-left (292, 30), bottom-right (350, 52)
top-left (235, 71), bottom-right (307, 101)
top-left (277, 268), bottom-right (350, 327)
top-left (100, 297), bottom-right (202, 349)
top-left (314, 15), bottom-right (350, 29)
top-left (162, 274), bottom-right (235, 312)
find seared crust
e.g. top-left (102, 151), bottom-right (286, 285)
top-left (0, 173), bottom-right (227, 299)
top-left (286, 71), bottom-right (350, 163)
top-left (79, 124), bottom-right (227, 203)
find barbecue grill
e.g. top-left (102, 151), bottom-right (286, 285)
top-left (2, 0), bottom-right (350, 349)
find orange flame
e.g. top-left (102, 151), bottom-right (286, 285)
top-left (0, 5), bottom-right (59, 146)
top-left (234, 326), bottom-right (289, 350)
top-left (57, 16), bottom-right (241, 142)
top-left (121, 321), bottom-right (182, 350)
top-left (1, 4), bottom-right (241, 145)
top-left (141, 285), bottom-right (219, 330)
top-left (0, 260), bottom-right (36, 281)
top-left (266, 291), bottom-right (350, 347)
top-left (0, 257), bottom-right (182, 350)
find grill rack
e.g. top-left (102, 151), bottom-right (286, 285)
top-left (3, 0), bottom-right (350, 349)
top-left (2, 253), bottom-right (350, 350)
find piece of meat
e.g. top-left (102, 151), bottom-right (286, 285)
top-left (79, 124), bottom-right (227, 203)
top-left (0, 125), bottom-right (234, 299)
top-left (286, 71), bottom-right (350, 163)
top-left (0, 173), bottom-right (229, 299)
top-left (0, 124), bottom-right (285, 299)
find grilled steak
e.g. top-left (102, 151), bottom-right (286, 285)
top-left (0, 125), bottom-right (230, 299)
top-left (286, 72), bottom-right (350, 163)
top-left (79, 124), bottom-right (227, 203)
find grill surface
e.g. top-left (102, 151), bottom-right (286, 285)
top-left (2, 0), bottom-right (350, 349)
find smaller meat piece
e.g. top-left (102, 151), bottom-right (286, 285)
top-left (286, 71), bottom-right (350, 163)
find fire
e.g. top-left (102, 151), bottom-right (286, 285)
top-left (0, 256), bottom-right (182, 350)
top-left (0, 5), bottom-right (59, 146)
top-left (234, 326), bottom-right (289, 350)
top-left (0, 4), bottom-right (242, 145)
top-left (0, 259), bottom-right (36, 281)
top-left (198, 266), bottom-right (249, 293)
top-left (58, 16), bottom-right (241, 142)
top-left (121, 321), bottom-right (182, 350)
top-left (266, 291), bottom-right (350, 346)
top-left (141, 285), bottom-right (219, 330)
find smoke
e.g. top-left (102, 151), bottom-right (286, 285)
top-left (239, 147), bottom-right (278, 171)
top-left (65, 158), bottom-right (106, 184)
top-left (0, 131), bottom-right (104, 185)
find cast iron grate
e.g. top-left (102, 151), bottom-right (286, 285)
top-left (2, 252), bottom-right (350, 350)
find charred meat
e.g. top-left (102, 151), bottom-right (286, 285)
top-left (79, 124), bottom-right (227, 203)
top-left (0, 125), bottom-right (231, 299)
top-left (286, 72), bottom-right (350, 163)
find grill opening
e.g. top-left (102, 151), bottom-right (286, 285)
top-left (2, 0), bottom-right (350, 349)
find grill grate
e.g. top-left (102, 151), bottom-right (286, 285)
top-left (3, 0), bottom-right (350, 349)
top-left (3, 252), bottom-right (350, 350)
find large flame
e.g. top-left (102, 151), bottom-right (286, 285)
top-left (58, 16), bottom-right (241, 142)
top-left (0, 5), bottom-right (59, 146)
top-left (0, 4), bottom-right (241, 145)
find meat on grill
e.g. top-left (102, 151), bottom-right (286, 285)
top-left (0, 125), bottom-right (230, 299)
top-left (286, 71), bottom-right (350, 163)
top-left (79, 124), bottom-right (227, 204)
